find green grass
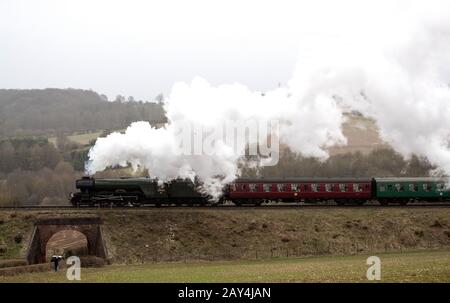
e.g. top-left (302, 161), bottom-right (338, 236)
top-left (0, 213), bottom-right (34, 260)
top-left (1, 250), bottom-right (449, 283)
top-left (48, 130), bottom-right (104, 146)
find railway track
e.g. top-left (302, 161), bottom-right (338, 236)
top-left (1, 203), bottom-right (450, 210)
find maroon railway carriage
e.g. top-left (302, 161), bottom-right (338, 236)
top-left (226, 178), bottom-right (374, 205)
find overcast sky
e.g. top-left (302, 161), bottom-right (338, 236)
top-left (0, 0), bottom-right (415, 100)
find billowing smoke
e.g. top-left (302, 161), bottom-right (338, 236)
top-left (87, 0), bottom-right (450, 198)
top-left (288, 0), bottom-right (450, 173)
top-left (86, 77), bottom-right (346, 199)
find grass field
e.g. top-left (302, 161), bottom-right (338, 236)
top-left (1, 250), bottom-right (449, 283)
top-left (48, 130), bottom-right (104, 146)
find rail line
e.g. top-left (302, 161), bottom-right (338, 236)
top-left (1, 203), bottom-right (450, 210)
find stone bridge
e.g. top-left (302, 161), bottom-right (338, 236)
top-left (26, 216), bottom-right (108, 264)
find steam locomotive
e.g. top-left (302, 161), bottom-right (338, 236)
top-left (70, 176), bottom-right (450, 207)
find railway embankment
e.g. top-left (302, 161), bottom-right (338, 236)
top-left (0, 207), bottom-right (449, 264)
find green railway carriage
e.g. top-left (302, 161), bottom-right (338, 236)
top-left (374, 177), bottom-right (450, 205)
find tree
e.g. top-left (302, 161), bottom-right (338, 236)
top-left (405, 155), bottom-right (435, 177)
top-left (114, 95), bottom-right (126, 103)
top-left (155, 93), bottom-right (164, 103)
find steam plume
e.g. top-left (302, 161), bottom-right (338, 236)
top-left (87, 0), bottom-right (450, 198)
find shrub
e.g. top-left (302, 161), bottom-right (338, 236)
top-left (0, 259), bottom-right (28, 269)
top-left (14, 234), bottom-right (23, 244)
top-left (64, 246), bottom-right (88, 258)
top-left (431, 220), bottom-right (444, 228)
top-left (0, 263), bottom-right (51, 276)
top-left (79, 256), bottom-right (106, 268)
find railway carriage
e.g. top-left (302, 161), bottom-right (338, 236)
top-left (228, 178), bottom-right (373, 205)
top-left (374, 177), bottom-right (450, 205)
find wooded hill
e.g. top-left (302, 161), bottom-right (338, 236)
top-left (0, 88), bottom-right (166, 137)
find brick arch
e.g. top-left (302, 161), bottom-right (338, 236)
top-left (45, 229), bottom-right (89, 260)
top-left (26, 217), bottom-right (108, 264)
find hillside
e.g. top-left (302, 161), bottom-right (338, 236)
top-left (1, 208), bottom-right (449, 264)
top-left (0, 89), bottom-right (166, 137)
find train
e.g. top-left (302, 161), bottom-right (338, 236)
top-left (70, 176), bottom-right (450, 207)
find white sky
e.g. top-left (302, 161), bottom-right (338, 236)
top-left (0, 0), bottom-right (414, 100)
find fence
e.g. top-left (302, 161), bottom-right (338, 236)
top-left (131, 240), bottom-right (448, 264)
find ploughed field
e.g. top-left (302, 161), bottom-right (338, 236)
top-left (1, 250), bottom-right (449, 282)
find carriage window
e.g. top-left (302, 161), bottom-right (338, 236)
top-left (436, 183), bottom-right (445, 192)
top-left (395, 183), bottom-right (404, 192)
top-left (277, 184), bottom-right (284, 192)
top-left (311, 184), bottom-right (318, 192)
top-left (365, 184), bottom-right (370, 190)
top-left (325, 184), bottom-right (332, 192)
top-left (263, 184), bottom-right (271, 192)
top-left (231, 184), bottom-right (237, 191)
top-left (379, 185), bottom-right (386, 192)
top-left (353, 184), bottom-right (362, 193)
top-left (241, 184), bottom-right (247, 191)
top-left (409, 184), bottom-right (418, 192)
top-left (423, 184), bottom-right (431, 192)
top-left (303, 184), bottom-right (309, 191)
top-left (291, 184), bottom-right (299, 192)
top-left (339, 184), bottom-right (347, 192)
top-left (249, 183), bottom-right (258, 192)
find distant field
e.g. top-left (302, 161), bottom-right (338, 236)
top-left (48, 131), bottom-right (104, 146)
top-left (1, 250), bottom-right (449, 282)
top-left (48, 128), bottom-right (131, 147)
top-left (329, 114), bottom-right (389, 155)
top-left (45, 114), bottom-right (387, 153)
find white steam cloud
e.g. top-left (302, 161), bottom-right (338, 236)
top-left (87, 0), bottom-right (450, 198)
top-left (86, 77), bottom-right (346, 199)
